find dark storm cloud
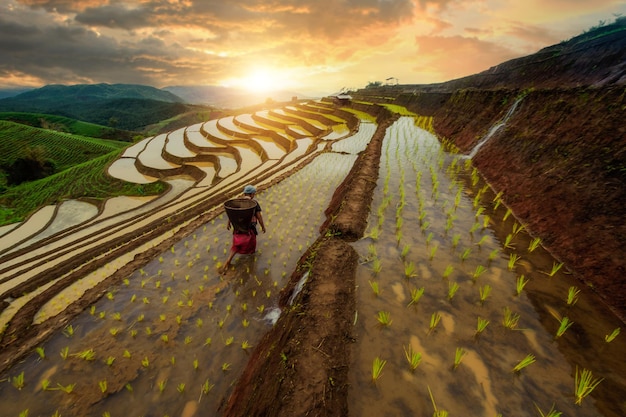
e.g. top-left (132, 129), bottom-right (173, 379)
top-left (45, 0), bottom-right (416, 38)
top-left (0, 14), bottom-right (203, 86)
top-left (75, 4), bottom-right (152, 30)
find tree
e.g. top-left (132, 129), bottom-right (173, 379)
top-left (366, 81), bottom-right (383, 88)
top-left (5, 146), bottom-right (56, 186)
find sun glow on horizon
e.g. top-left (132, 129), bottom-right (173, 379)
top-left (225, 67), bottom-right (293, 93)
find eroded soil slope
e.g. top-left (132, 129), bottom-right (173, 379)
top-left (432, 86), bottom-right (626, 320)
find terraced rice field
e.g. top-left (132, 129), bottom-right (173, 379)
top-left (0, 101), bottom-right (624, 417)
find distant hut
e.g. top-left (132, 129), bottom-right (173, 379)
top-left (333, 93), bottom-right (352, 105)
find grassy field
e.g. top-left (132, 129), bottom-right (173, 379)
top-left (0, 120), bottom-right (166, 225)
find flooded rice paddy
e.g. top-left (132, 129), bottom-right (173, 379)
top-left (0, 148), bottom-right (359, 417)
top-left (1, 112), bottom-right (624, 417)
top-left (348, 117), bottom-right (626, 417)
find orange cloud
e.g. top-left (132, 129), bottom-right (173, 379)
top-left (412, 34), bottom-right (518, 80)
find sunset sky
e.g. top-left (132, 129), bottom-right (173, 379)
top-left (1, 0), bottom-right (624, 96)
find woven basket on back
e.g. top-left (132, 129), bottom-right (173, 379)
top-left (224, 198), bottom-right (258, 233)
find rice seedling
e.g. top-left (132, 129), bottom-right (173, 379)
top-left (515, 275), bottom-right (529, 296)
top-left (475, 317), bottom-right (490, 336)
top-left (426, 232), bottom-right (434, 245)
top-left (222, 362), bottom-right (231, 371)
top-left (401, 244), bottom-right (410, 258)
top-left (427, 385), bottom-right (448, 417)
top-left (157, 379), bottom-right (167, 393)
top-left (177, 383), bottom-right (186, 394)
top-left (472, 265), bottom-right (487, 281)
top-left (507, 253), bottom-right (520, 271)
top-left (453, 347), bottom-right (466, 369)
top-left (404, 261), bottom-right (418, 278)
top-left (429, 245), bottom-right (438, 261)
top-left (482, 215), bottom-right (491, 229)
top-left (476, 235), bottom-right (489, 247)
top-left (57, 383), bottom-right (76, 394)
top-left (604, 327), bottom-right (620, 343)
top-left (142, 356), bottom-right (150, 368)
top-left (528, 237), bottom-right (542, 252)
top-left (512, 222), bottom-right (525, 236)
top-left (62, 324), bottom-right (75, 338)
top-left (193, 359), bottom-right (199, 370)
top-left (372, 258), bottom-right (382, 275)
top-left (447, 281), bottom-right (459, 301)
top-left (512, 354), bottom-right (536, 372)
top-left (369, 280), bottom-right (380, 296)
top-left (488, 248), bottom-right (499, 262)
top-left (123, 350), bottom-right (131, 358)
top-left (493, 191), bottom-right (503, 209)
top-left (11, 371), bottom-right (25, 390)
top-left (105, 356), bottom-right (115, 366)
top-left (75, 348), bottom-right (96, 361)
top-left (503, 208), bottom-right (512, 221)
top-left (41, 379), bottom-right (51, 391)
top-left (574, 367), bottom-right (603, 405)
top-left (99, 380), bottom-right (107, 393)
top-left (546, 262), bottom-right (564, 277)
top-left (451, 233), bottom-right (461, 248)
top-left (504, 234), bottom-right (515, 249)
top-left (502, 306), bottom-right (520, 329)
top-left (555, 316), bottom-right (574, 338)
top-left (377, 311), bottom-right (392, 326)
top-left (534, 403), bottom-right (562, 417)
top-left (35, 346), bottom-right (45, 360)
top-left (403, 345), bottom-right (422, 371)
top-left (371, 356), bottom-right (387, 382)
top-left (200, 379), bottom-right (215, 398)
top-left (441, 265), bottom-right (454, 280)
top-left (407, 287), bottom-right (425, 307)
top-left (429, 312), bottom-right (441, 333)
top-left (242, 340), bottom-right (253, 350)
top-left (559, 286), bottom-right (578, 308)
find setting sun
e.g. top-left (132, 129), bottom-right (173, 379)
top-left (239, 68), bottom-right (285, 92)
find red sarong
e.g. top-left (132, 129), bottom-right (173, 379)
top-left (231, 231), bottom-right (256, 255)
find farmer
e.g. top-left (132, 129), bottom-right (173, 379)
top-left (222, 185), bottom-right (266, 271)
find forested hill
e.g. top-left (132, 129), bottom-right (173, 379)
top-left (0, 83), bottom-right (195, 131)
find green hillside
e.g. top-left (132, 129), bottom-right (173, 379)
top-left (0, 120), bottom-right (129, 176)
top-left (0, 149), bottom-right (166, 225)
top-left (0, 121), bottom-right (166, 224)
top-left (0, 83), bottom-right (199, 130)
top-left (0, 112), bottom-right (140, 141)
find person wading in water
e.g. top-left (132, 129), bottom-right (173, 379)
top-left (222, 185), bottom-right (266, 272)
